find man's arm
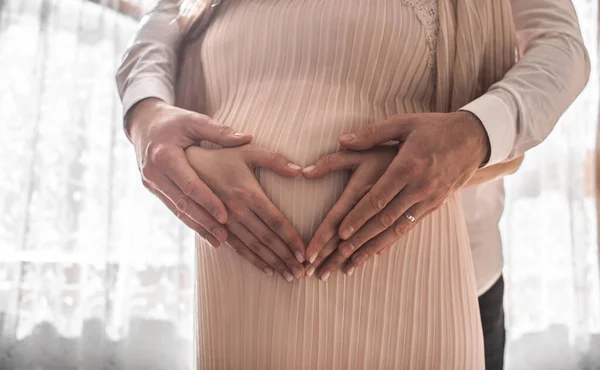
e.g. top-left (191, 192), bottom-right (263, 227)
top-left (114, 1), bottom-right (247, 247)
top-left (115, 3), bottom-right (310, 278)
top-left (324, 0), bottom-right (591, 269)
top-left (116, 0), bottom-right (192, 138)
top-left (461, 0), bottom-right (590, 166)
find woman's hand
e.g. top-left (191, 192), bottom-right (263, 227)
top-left (185, 144), bottom-right (307, 281)
top-left (302, 146), bottom-right (398, 280)
top-left (463, 155), bottom-right (525, 188)
top-left (129, 98), bottom-right (253, 247)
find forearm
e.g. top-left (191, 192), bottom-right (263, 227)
top-left (125, 97), bottom-right (168, 141)
top-left (461, 0), bottom-right (589, 166)
top-left (115, 0), bottom-right (191, 139)
top-left (464, 155), bottom-right (524, 188)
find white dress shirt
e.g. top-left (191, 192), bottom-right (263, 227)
top-left (116, 0), bottom-right (589, 295)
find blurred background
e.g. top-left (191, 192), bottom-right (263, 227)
top-left (0, 0), bottom-right (599, 369)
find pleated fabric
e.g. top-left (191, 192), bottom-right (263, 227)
top-left (173, 0), bottom-right (518, 368)
top-left (194, 195), bottom-right (481, 369)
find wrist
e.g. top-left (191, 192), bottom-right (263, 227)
top-left (455, 111), bottom-right (491, 167)
top-left (125, 97), bottom-right (166, 142)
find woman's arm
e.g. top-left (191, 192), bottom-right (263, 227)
top-left (463, 155), bottom-right (525, 188)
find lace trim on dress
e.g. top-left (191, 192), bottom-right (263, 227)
top-left (401, 0), bottom-right (439, 68)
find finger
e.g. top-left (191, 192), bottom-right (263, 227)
top-left (343, 203), bottom-right (428, 273)
top-left (148, 187), bottom-right (222, 248)
top-left (338, 185), bottom-right (418, 258)
top-left (183, 114), bottom-right (253, 147)
top-left (246, 146), bottom-right (302, 177)
top-left (343, 240), bottom-right (394, 275)
top-left (376, 245), bottom-right (392, 256)
top-left (160, 148), bottom-right (228, 223)
top-left (376, 204), bottom-right (438, 255)
top-left (237, 207), bottom-right (305, 279)
top-left (315, 248), bottom-right (346, 282)
top-left (228, 220), bottom-right (296, 282)
top-left (225, 232), bottom-right (275, 277)
top-left (339, 117), bottom-right (414, 150)
top-left (301, 151), bottom-right (362, 179)
top-left (306, 236), bottom-right (339, 278)
top-left (338, 156), bottom-right (411, 240)
top-left (152, 174), bottom-right (228, 243)
top-left (305, 178), bottom-right (371, 263)
top-left (250, 191), bottom-right (307, 264)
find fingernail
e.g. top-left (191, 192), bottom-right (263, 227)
top-left (292, 267), bottom-right (303, 279)
top-left (308, 252), bottom-right (317, 264)
top-left (346, 267), bottom-right (355, 276)
top-left (339, 242), bottom-right (354, 257)
top-left (283, 271), bottom-right (294, 282)
top-left (340, 226), bottom-right (355, 239)
top-left (353, 252), bottom-right (368, 265)
top-left (306, 266), bottom-right (315, 277)
top-left (233, 132), bottom-right (250, 137)
top-left (320, 271), bottom-right (331, 282)
top-left (302, 165), bottom-right (316, 174)
top-left (287, 163), bottom-right (302, 171)
top-left (295, 251), bottom-right (305, 263)
top-left (264, 268), bottom-right (274, 277)
top-left (340, 133), bottom-right (356, 143)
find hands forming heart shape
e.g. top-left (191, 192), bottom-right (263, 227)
top-left (183, 111), bottom-right (492, 282)
top-left (132, 100), bottom-right (492, 282)
top-left (185, 143), bottom-right (399, 282)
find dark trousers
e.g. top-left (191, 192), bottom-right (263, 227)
top-left (478, 275), bottom-right (506, 370)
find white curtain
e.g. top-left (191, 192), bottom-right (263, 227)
top-left (502, 1), bottom-right (600, 368)
top-left (0, 1), bottom-right (196, 369)
top-left (0, 0), bottom-right (598, 369)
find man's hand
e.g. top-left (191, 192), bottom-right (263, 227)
top-left (185, 144), bottom-right (307, 281)
top-left (128, 98), bottom-right (253, 247)
top-left (329, 112), bottom-right (490, 272)
top-left (301, 146), bottom-right (398, 280)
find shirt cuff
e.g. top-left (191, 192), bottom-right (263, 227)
top-left (121, 77), bottom-right (175, 118)
top-left (460, 93), bottom-right (518, 167)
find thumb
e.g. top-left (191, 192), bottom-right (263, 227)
top-left (246, 146), bottom-right (302, 177)
top-left (184, 114), bottom-right (253, 147)
top-left (339, 116), bottom-right (414, 150)
top-left (301, 151), bottom-right (362, 179)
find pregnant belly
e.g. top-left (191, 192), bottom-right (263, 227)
top-left (208, 85), bottom-right (373, 242)
top-left (254, 168), bottom-right (349, 243)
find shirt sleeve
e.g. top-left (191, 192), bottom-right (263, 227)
top-left (115, 0), bottom-right (190, 118)
top-left (460, 0), bottom-right (590, 166)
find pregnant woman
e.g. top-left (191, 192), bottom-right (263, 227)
top-left (118, 0), bottom-right (523, 368)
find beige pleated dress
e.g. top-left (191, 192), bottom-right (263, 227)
top-left (176, 0), bottom-right (485, 368)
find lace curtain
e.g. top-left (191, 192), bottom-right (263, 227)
top-left (0, 0), bottom-right (598, 369)
top-left (0, 1), bottom-right (196, 369)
